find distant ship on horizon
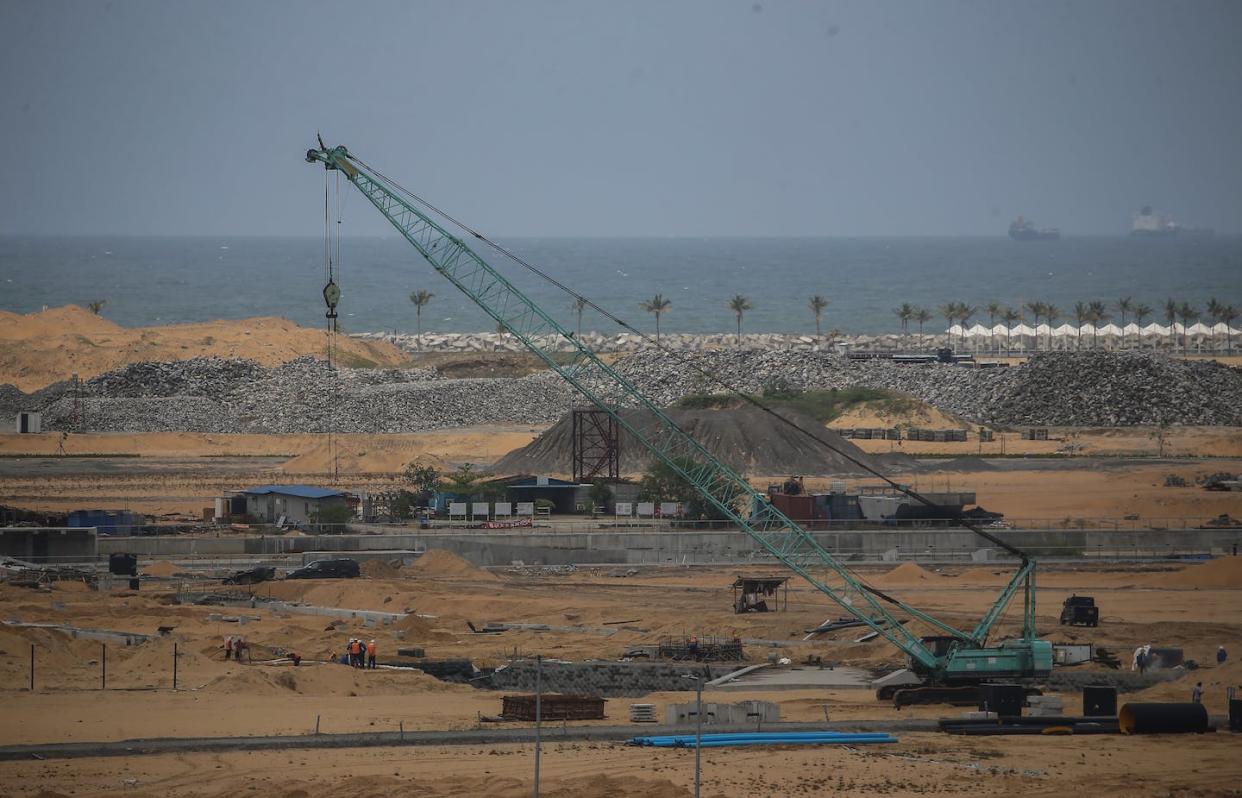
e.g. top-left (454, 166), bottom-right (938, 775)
top-left (1008, 216), bottom-right (1060, 241)
top-left (1131, 206), bottom-right (1214, 238)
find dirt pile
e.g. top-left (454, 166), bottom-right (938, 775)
top-left (360, 560), bottom-right (403, 579)
top-left (143, 561), bottom-right (181, 577)
top-left (495, 406), bottom-right (890, 476)
top-left (1152, 556), bottom-right (1242, 589)
top-left (0, 305), bottom-right (410, 392)
top-left (412, 549), bottom-right (499, 582)
top-left (874, 562), bottom-right (940, 584)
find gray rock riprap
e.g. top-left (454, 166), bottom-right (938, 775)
top-left (3, 351), bottom-right (1238, 432)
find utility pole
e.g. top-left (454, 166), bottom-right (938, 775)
top-left (682, 674), bottom-right (703, 798)
top-left (533, 654), bottom-right (543, 798)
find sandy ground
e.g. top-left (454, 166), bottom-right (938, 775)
top-left (0, 306), bottom-right (411, 391)
top-left (1, 558), bottom-right (1241, 795)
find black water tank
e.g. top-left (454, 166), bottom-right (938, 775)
top-left (1083, 685), bottom-right (1118, 716)
top-left (109, 553), bottom-right (138, 576)
top-left (979, 683), bottom-right (1025, 716)
top-left (1119, 702), bottom-right (1209, 734)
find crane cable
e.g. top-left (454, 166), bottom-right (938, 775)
top-left (351, 155), bottom-right (1027, 566)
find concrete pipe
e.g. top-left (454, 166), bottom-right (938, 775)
top-left (1118, 703), bottom-right (1209, 734)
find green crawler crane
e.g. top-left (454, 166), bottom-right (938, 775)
top-left (305, 142), bottom-right (1052, 694)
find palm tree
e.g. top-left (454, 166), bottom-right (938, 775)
top-left (1206, 297), bottom-right (1223, 351)
top-left (914, 307), bottom-right (933, 350)
top-left (640, 294), bottom-right (672, 343)
top-left (1133, 303), bottom-right (1153, 350)
top-left (939, 302), bottom-right (959, 348)
top-left (728, 294), bottom-right (752, 346)
top-left (1115, 297), bottom-right (1134, 349)
top-left (572, 297), bottom-right (588, 337)
top-left (1164, 298), bottom-right (1178, 352)
top-left (1001, 307), bottom-right (1020, 354)
top-left (958, 304), bottom-right (977, 350)
top-left (893, 303), bottom-right (914, 344)
top-left (1044, 304), bottom-right (1061, 351)
top-left (1219, 304), bottom-right (1238, 354)
top-left (1088, 300), bottom-right (1108, 349)
top-left (1072, 301), bottom-right (1089, 350)
top-left (986, 302), bottom-right (1004, 353)
top-left (408, 290), bottom-right (434, 340)
top-left (809, 295), bottom-right (829, 339)
top-left (1178, 302), bottom-right (1198, 352)
top-left (1024, 302), bottom-right (1044, 350)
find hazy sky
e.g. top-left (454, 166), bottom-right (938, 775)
top-left (2, 0), bottom-right (1240, 237)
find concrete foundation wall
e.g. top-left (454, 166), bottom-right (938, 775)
top-left (92, 526), bottom-right (1242, 565)
top-left (0, 527), bottom-right (97, 563)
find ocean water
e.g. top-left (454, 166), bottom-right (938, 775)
top-left (1, 236), bottom-right (1238, 336)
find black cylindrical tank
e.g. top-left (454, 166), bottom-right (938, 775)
top-left (1118, 703), bottom-right (1209, 734)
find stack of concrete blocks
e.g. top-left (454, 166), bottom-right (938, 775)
top-left (487, 661), bottom-right (737, 697)
top-left (629, 703), bottom-right (658, 723)
top-left (1026, 695), bottom-right (1064, 717)
top-left (665, 700), bottom-right (780, 726)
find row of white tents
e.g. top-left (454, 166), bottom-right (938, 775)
top-left (946, 322), bottom-right (1239, 339)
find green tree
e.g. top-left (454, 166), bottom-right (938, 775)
top-left (310, 503), bottom-right (353, 530)
top-left (572, 296), bottom-right (588, 337)
top-left (1164, 297), bottom-right (1179, 351)
top-left (1024, 302), bottom-right (1045, 350)
top-left (87, 300), bottom-right (106, 315)
top-left (913, 307), bottom-right (933, 350)
top-left (1044, 304), bottom-right (1062, 351)
top-left (1219, 304), bottom-right (1238, 353)
top-left (986, 302), bottom-right (1004, 353)
top-left (938, 302), bottom-right (958, 348)
top-left (1072, 301), bottom-right (1089, 350)
top-left (1088, 300), bottom-right (1108, 348)
top-left (1178, 302), bottom-right (1198, 352)
top-left (1206, 297), bottom-right (1223, 351)
top-left (894, 303), bottom-right (915, 341)
top-left (641, 294), bottom-right (672, 343)
top-left (403, 463), bottom-right (440, 502)
top-left (728, 295), bottom-right (752, 346)
top-left (442, 463), bottom-right (488, 500)
top-left (588, 479), bottom-right (613, 513)
top-left (638, 457), bottom-right (739, 521)
top-left (1132, 303), bottom-right (1153, 349)
top-left (408, 290), bottom-right (434, 340)
top-left (809, 295), bottom-right (829, 338)
top-left (1001, 307), bottom-right (1020, 353)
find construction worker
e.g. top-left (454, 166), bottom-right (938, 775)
top-left (367, 639), bottom-right (377, 670)
top-left (224, 636), bottom-right (233, 661)
top-left (350, 638), bottom-right (362, 668)
top-left (1192, 681), bottom-right (1203, 703)
top-left (1218, 645), bottom-right (1228, 665)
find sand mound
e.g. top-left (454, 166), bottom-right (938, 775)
top-left (877, 562), bottom-right (939, 583)
top-left (143, 560), bottom-right (181, 577)
top-left (1152, 556), bottom-right (1242, 589)
top-left (360, 560), bottom-right (404, 579)
top-left (0, 305), bottom-right (410, 391)
top-left (199, 668), bottom-right (300, 695)
top-left (412, 549), bottom-right (498, 581)
top-left (495, 406), bottom-right (886, 476)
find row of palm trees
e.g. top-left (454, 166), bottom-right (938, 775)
top-left (409, 289), bottom-right (1237, 353)
top-left (897, 296), bottom-right (1239, 352)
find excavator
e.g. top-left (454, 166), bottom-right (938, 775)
top-left (305, 141), bottom-right (1053, 704)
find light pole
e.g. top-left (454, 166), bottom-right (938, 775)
top-left (533, 654), bottom-right (542, 798)
top-left (682, 674), bottom-right (703, 798)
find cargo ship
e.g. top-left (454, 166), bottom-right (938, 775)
top-left (1131, 206), bottom-right (1214, 237)
top-left (1008, 216), bottom-right (1060, 240)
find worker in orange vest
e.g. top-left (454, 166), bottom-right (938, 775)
top-left (349, 639), bottom-right (362, 668)
top-left (366, 639), bottom-right (377, 670)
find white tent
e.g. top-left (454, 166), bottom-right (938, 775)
top-left (1122, 323), bottom-right (1143, 336)
top-left (967, 323), bottom-right (990, 337)
top-left (1097, 323), bottom-right (1123, 337)
top-left (1011, 324), bottom-right (1036, 337)
top-left (1186, 322), bottom-right (1212, 336)
top-left (1051, 323), bottom-right (1077, 337)
top-left (946, 324), bottom-right (964, 336)
top-left (991, 323), bottom-right (1009, 336)
top-left (1142, 323), bottom-right (1171, 336)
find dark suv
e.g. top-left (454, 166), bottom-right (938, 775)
top-left (1059, 595), bottom-right (1099, 627)
top-left (285, 559), bottom-right (360, 580)
top-left (224, 566), bottom-right (276, 585)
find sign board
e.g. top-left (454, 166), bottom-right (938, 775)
top-left (636, 502), bottom-right (655, 516)
top-left (516, 502), bottom-right (535, 516)
top-left (494, 502), bottom-right (512, 516)
top-left (448, 502), bottom-right (467, 516)
top-left (615, 502), bottom-right (633, 517)
top-left (471, 502), bottom-right (490, 518)
top-left (659, 502), bottom-right (679, 517)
